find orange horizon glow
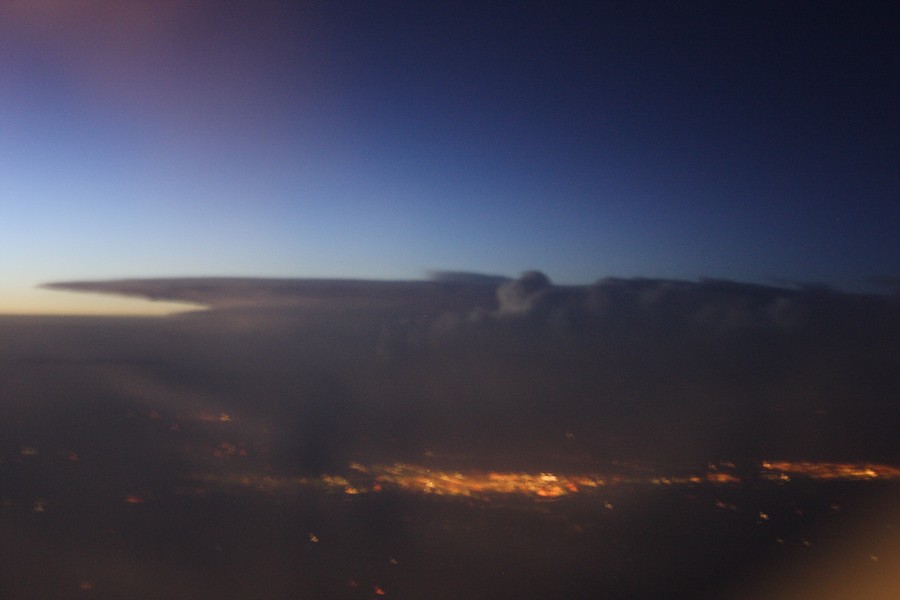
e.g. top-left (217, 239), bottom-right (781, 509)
top-left (0, 285), bottom-right (205, 316)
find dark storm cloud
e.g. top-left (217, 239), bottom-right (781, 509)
top-left (362, 272), bottom-right (900, 463)
top-left (411, 272), bottom-right (815, 347)
top-left (41, 275), bottom-right (900, 467)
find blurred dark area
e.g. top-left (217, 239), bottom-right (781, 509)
top-left (1, 275), bottom-right (898, 598)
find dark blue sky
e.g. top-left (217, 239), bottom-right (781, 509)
top-left (1, 1), bottom-right (897, 311)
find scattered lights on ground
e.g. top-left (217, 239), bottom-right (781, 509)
top-left (3, 433), bottom-right (897, 598)
top-left (4, 400), bottom-right (898, 530)
top-left (6, 402), bottom-right (899, 508)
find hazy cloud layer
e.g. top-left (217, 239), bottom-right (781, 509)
top-left (42, 274), bottom-right (900, 467)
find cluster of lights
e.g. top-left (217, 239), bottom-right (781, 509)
top-left (183, 459), bottom-right (900, 501)
top-left (360, 463), bottom-right (605, 498)
top-left (760, 461), bottom-right (900, 481)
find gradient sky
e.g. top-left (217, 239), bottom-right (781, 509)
top-left (1, 1), bottom-right (898, 313)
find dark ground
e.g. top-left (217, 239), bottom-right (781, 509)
top-left (1, 276), bottom-right (898, 598)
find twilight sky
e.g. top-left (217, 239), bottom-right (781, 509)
top-left (1, 1), bottom-right (897, 313)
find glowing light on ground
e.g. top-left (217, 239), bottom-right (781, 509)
top-left (182, 460), bottom-right (900, 501)
top-left (760, 461), bottom-right (900, 480)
